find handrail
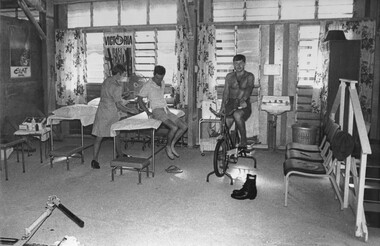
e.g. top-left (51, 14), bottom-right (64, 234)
top-left (348, 86), bottom-right (371, 155)
top-left (329, 78), bottom-right (372, 242)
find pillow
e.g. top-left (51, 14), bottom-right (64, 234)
top-left (87, 97), bottom-right (100, 107)
top-left (52, 104), bottom-right (98, 118)
top-left (52, 107), bottom-right (71, 117)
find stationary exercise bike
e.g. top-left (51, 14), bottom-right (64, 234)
top-left (206, 107), bottom-right (257, 185)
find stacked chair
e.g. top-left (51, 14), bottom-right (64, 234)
top-left (285, 118), bottom-right (340, 161)
top-left (283, 117), bottom-right (353, 210)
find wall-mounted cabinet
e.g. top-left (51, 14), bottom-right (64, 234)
top-left (323, 40), bottom-right (361, 116)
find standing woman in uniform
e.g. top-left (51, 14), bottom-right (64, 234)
top-left (91, 64), bottom-right (138, 169)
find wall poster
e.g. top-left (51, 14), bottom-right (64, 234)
top-left (10, 26), bottom-right (31, 78)
top-left (103, 32), bottom-right (133, 78)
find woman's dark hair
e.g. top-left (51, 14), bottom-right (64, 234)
top-left (233, 54), bottom-right (246, 63)
top-left (154, 65), bottom-right (166, 76)
top-left (111, 64), bottom-right (126, 75)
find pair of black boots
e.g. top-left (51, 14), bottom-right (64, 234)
top-left (231, 174), bottom-right (257, 200)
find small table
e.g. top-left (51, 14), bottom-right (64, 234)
top-left (14, 127), bottom-right (51, 163)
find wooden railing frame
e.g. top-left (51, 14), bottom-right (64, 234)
top-left (330, 78), bottom-right (372, 242)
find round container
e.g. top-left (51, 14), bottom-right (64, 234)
top-left (292, 123), bottom-right (318, 145)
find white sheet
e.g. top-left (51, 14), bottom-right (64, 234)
top-left (110, 109), bottom-right (185, 137)
top-left (47, 105), bottom-right (97, 126)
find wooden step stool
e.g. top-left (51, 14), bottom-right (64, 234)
top-left (110, 156), bottom-right (150, 184)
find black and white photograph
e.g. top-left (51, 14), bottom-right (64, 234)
top-left (1, 0), bottom-right (380, 245)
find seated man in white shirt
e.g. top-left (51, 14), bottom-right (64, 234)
top-left (137, 65), bottom-right (187, 160)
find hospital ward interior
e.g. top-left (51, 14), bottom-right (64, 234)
top-left (2, 0), bottom-right (380, 245)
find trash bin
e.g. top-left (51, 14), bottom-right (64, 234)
top-left (292, 123), bottom-right (318, 145)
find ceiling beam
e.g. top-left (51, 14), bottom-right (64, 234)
top-left (52, 0), bottom-right (115, 4)
top-left (17, 0), bottom-right (46, 40)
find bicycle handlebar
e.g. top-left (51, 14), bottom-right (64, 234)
top-left (208, 107), bottom-right (220, 117)
top-left (208, 106), bottom-right (243, 118)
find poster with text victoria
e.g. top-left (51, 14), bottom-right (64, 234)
top-left (103, 32), bottom-right (133, 78)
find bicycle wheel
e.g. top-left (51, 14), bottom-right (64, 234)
top-left (213, 138), bottom-right (230, 177)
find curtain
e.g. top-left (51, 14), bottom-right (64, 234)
top-left (313, 20), bottom-right (376, 121)
top-left (196, 24), bottom-right (217, 108)
top-left (55, 30), bottom-right (87, 106)
top-left (175, 25), bottom-right (189, 108)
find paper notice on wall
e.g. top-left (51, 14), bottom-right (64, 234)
top-left (11, 66), bottom-right (31, 78)
top-left (10, 26), bottom-right (31, 78)
top-left (103, 32), bottom-right (133, 77)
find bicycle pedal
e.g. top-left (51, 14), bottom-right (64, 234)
top-left (227, 148), bottom-right (238, 157)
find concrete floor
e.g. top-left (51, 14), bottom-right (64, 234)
top-left (1, 136), bottom-right (380, 246)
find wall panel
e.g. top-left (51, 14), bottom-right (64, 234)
top-left (286, 24), bottom-right (299, 144)
top-left (274, 24), bottom-right (284, 148)
top-left (259, 25), bottom-right (269, 146)
top-left (0, 16), bottom-right (43, 137)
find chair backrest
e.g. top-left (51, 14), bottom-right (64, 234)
top-left (325, 119), bottom-right (340, 142)
top-left (320, 141), bottom-right (331, 159)
top-left (323, 147), bottom-right (334, 174)
top-left (317, 119), bottom-right (339, 150)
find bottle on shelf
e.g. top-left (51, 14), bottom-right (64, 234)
top-left (31, 117), bottom-right (36, 131)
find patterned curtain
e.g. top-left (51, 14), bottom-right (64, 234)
top-left (196, 24), bottom-right (217, 108)
top-left (312, 21), bottom-right (329, 114)
top-left (313, 20), bottom-right (376, 121)
top-left (55, 29), bottom-right (87, 106)
top-left (175, 25), bottom-right (189, 108)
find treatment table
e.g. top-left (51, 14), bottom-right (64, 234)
top-left (47, 105), bottom-right (97, 170)
top-left (109, 109), bottom-right (185, 183)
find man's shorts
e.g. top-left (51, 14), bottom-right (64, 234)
top-left (225, 98), bottom-right (251, 121)
top-left (152, 107), bottom-right (180, 123)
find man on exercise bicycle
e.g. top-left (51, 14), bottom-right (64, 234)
top-left (218, 54), bottom-right (255, 150)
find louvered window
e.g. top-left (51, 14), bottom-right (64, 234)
top-left (246, 0), bottom-right (279, 21)
top-left (297, 25), bottom-right (320, 86)
top-left (215, 27), bottom-right (260, 86)
top-left (121, 0), bottom-right (147, 25)
top-left (281, 0), bottom-right (315, 20)
top-left (318, 0), bottom-right (354, 19)
top-left (150, 0), bottom-right (177, 24)
top-left (86, 33), bottom-right (104, 83)
top-left (93, 1), bottom-right (118, 27)
top-left (212, 0), bottom-right (354, 22)
top-left (68, 0), bottom-right (176, 28)
top-left (85, 30), bottom-right (176, 84)
top-left (67, 3), bottom-right (91, 28)
top-left (135, 31), bottom-right (157, 78)
top-left (67, 0), bottom-right (177, 84)
top-left (134, 30), bottom-right (176, 83)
